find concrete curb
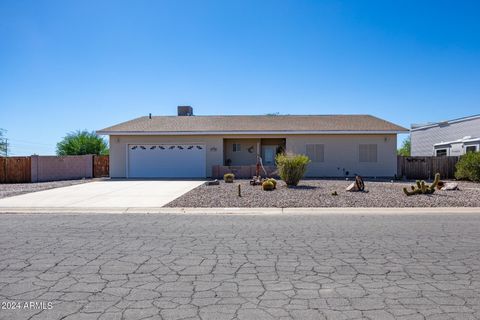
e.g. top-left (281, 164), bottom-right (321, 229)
top-left (1, 207), bottom-right (480, 215)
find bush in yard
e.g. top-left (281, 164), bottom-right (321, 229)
top-left (223, 173), bottom-right (235, 183)
top-left (275, 153), bottom-right (310, 187)
top-left (455, 152), bottom-right (480, 182)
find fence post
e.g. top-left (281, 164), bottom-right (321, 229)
top-left (31, 155), bottom-right (38, 183)
top-left (1, 157), bottom-right (5, 183)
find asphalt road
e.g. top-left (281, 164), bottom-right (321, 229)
top-left (1, 212), bottom-right (479, 320)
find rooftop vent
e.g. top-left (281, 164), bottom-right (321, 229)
top-left (177, 106), bottom-right (193, 116)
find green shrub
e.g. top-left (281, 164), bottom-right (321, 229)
top-left (262, 180), bottom-right (275, 191)
top-left (455, 152), bottom-right (480, 182)
top-left (275, 153), bottom-right (310, 187)
top-left (224, 173), bottom-right (235, 183)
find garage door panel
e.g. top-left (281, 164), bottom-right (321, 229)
top-left (128, 144), bottom-right (206, 178)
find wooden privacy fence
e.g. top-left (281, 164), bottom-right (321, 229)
top-left (93, 155), bottom-right (109, 178)
top-left (397, 156), bottom-right (459, 180)
top-left (1, 155), bottom-right (109, 183)
top-left (0, 157), bottom-right (31, 183)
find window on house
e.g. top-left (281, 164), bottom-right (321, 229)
top-left (232, 143), bottom-right (241, 152)
top-left (359, 144), bottom-right (377, 162)
top-left (436, 149), bottom-right (447, 157)
top-left (306, 144), bottom-right (324, 162)
top-left (466, 146), bottom-right (477, 153)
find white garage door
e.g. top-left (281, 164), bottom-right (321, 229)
top-left (128, 144), bottom-right (206, 178)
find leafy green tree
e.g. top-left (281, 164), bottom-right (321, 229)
top-left (398, 136), bottom-right (411, 156)
top-left (0, 128), bottom-right (8, 156)
top-left (56, 130), bottom-right (108, 156)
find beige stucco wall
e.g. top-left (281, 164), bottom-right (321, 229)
top-left (109, 134), bottom-right (398, 178)
top-left (286, 134), bottom-right (397, 177)
top-left (109, 135), bottom-right (223, 178)
top-left (224, 139), bottom-right (259, 166)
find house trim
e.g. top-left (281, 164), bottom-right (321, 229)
top-left (411, 114), bottom-right (480, 132)
top-left (433, 137), bottom-right (480, 147)
top-left (98, 130), bottom-right (405, 136)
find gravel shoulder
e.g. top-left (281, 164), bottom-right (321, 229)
top-left (166, 179), bottom-right (480, 208)
top-left (0, 179), bottom-right (93, 199)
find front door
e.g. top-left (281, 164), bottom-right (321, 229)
top-left (262, 145), bottom-right (276, 165)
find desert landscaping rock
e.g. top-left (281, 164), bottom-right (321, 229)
top-left (1, 212), bottom-right (480, 319)
top-left (0, 179), bottom-right (92, 199)
top-left (166, 179), bottom-right (480, 208)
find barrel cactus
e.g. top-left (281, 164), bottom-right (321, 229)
top-left (262, 180), bottom-right (275, 191)
top-left (267, 178), bottom-right (277, 189)
top-left (224, 173), bottom-right (235, 183)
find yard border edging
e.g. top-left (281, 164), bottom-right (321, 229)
top-left (1, 207), bottom-right (480, 215)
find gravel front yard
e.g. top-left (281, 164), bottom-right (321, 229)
top-left (0, 179), bottom-right (93, 199)
top-left (166, 179), bottom-right (480, 208)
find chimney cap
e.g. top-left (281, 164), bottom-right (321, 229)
top-left (177, 106), bottom-right (193, 116)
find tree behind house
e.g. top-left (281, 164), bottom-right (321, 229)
top-left (56, 130), bottom-right (108, 156)
top-left (397, 136), bottom-right (411, 156)
top-left (0, 128), bottom-right (8, 156)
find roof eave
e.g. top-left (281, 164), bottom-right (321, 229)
top-left (411, 114), bottom-right (480, 131)
top-left (96, 130), bottom-right (408, 136)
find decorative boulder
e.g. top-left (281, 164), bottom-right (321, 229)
top-left (441, 182), bottom-right (459, 191)
top-left (205, 180), bottom-right (220, 186)
top-left (346, 176), bottom-right (365, 192)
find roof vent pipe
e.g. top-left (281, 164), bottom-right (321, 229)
top-left (178, 106), bottom-right (193, 116)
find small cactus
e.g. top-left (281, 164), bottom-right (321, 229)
top-left (403, 173), bottom-right (441, 196)
top-left (262, 180), bottom-right (275, 191)
top-left (267, 178), bottom-right (277, 189)
top-left (430, 173), bottom-right (441, 191)
top-left (224, 173), bottom-right (235, 183)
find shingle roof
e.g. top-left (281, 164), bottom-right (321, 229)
top-left (97, 115), bottom-right (408, 134)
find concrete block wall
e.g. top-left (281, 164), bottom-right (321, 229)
top-left (212, 165), bottom-right (278, 179)
top-left (31, 155), bottom-right (93, 182)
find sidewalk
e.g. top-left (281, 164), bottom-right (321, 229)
top-left (1, 206), bottom-right (480, 215)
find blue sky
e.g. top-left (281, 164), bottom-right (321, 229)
top-left (1, 0), bottom-right (479, 155)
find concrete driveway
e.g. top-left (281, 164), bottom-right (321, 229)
top-left (0, 180), bottom-right (204, 208)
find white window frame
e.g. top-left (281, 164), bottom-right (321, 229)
top-left (359, 144), bottom-right (378, 163)
top-left (232, 143), bottom-right (241, 152)
top-left (465, 145), bottom-right (478, 153)
top-left (435, 149), bottom-right (448, 157)
top-left (306, 144), bottom-right (324, 162)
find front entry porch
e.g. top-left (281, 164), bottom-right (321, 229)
top-left (213, 138), bottom-right (285, 178)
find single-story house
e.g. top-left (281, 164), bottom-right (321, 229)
top-left (411, 114), bottom-right (480, 156)
top-left (97, 106), bottom-right (408, 179)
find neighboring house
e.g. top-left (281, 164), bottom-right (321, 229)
top-left (97, 106), bottom-right (408, 178)
top-left (411, 114), bottom-right (480, 156)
